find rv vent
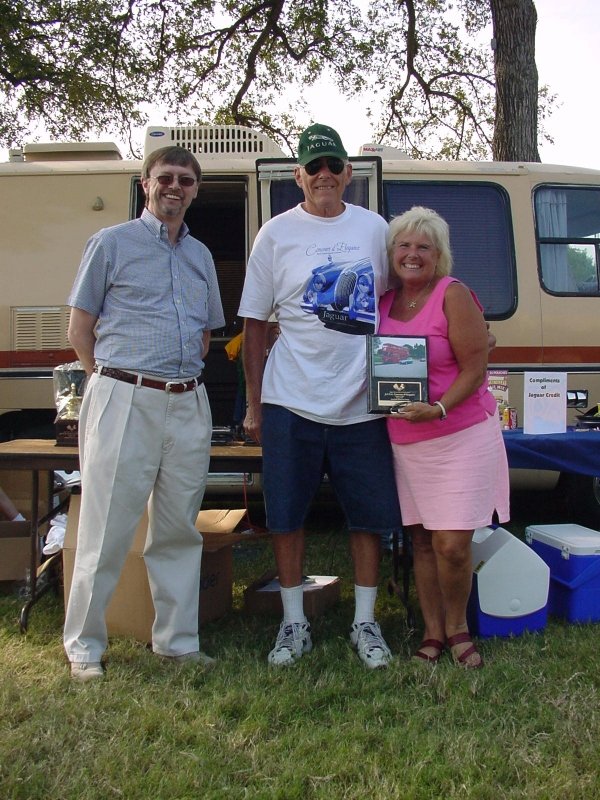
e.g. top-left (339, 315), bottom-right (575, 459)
top-left (21, 142), bottom-right (122, 162)
top-left (11, 306), bottom-right (71, 350)
top-left (144, 125), bottom-right (285, 159)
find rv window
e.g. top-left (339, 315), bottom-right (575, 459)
top-left (534, 185), bottom-right (600, 296)
top-left (383, 181), bottom-right (516, 319)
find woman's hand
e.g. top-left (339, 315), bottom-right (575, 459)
top-left (390, 402), bottom-right (442, 422)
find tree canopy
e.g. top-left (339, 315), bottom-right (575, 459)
top-left (0, 0), bottom-right (547, 160)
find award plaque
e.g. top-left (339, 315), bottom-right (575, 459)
top-left (367, 335), bottom-right (429, 413)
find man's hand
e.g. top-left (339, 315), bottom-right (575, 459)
top-left (68, 307), bottom-right (98, 375)
top-left (242, 318), bottom-right (269, 444)
top-left (243, 403), bottom-right (262, 444)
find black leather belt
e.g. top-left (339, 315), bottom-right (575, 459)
top-left (95, 366), bottom-right (203, 393)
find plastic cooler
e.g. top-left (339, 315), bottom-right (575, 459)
top-left (525, 523), bottom-right (600, 623)
top-left (467, 526), bottom-right (549, 638)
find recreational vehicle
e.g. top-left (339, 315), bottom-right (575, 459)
top-left (1, 125), bottom-right (598, 516)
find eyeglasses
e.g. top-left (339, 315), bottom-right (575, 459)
top-left (303, 157), bottom-right (346, 176)
top-left (150, 173), bottom-right (197, 187)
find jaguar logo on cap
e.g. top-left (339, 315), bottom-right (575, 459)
top-left (297, 123), bottom-right (348, 166)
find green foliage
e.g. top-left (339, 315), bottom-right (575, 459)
top-left (0, 0), bottom-right (154, 143)
top-left (568, 245), bottom-right (598, 289)
top-left (0, 0), bottom-right (550, 161)
top-left (364, 0), bottom-right (496, 159)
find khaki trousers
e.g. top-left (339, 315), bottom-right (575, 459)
top-left (64, 371), bottom-right (212, 662)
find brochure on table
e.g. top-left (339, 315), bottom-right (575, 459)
top-left (523, 372), bottom-right (566, 434)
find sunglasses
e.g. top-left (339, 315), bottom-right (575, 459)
top-left (303, 157), bottom-right (346, 176)
top-left (151, 173), bottom-right (197, 187)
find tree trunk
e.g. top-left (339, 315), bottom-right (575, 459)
top-left (490, 0), bottom-right (540, 162)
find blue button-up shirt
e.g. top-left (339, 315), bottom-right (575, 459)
top-left (68, 209), bottom-right (225, 378)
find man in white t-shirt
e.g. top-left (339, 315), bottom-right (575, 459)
top-left (238, 123), bottom-right (402, 669)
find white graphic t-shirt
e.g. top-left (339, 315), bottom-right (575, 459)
top-left (238, 203), bottom-right (389, 424)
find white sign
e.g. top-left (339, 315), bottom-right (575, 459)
top-left (523, 372), bottom-right (567, 434)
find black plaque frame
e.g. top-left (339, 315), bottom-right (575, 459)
top-left (367, 334), bottom-right (429, 414)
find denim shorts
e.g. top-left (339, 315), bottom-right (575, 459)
top-left (261, 404), bottom-right (402, 535)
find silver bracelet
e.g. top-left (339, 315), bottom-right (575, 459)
top-left (433, 400), bottom-right (447, 420)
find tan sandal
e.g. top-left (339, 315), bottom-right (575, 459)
top-left (412, 638), bottom-right (445, 664)
top-left (446, 632), bottom-right (483, 669)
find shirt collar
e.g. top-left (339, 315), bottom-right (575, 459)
top-left (141, 208), bottom-right (190, 243)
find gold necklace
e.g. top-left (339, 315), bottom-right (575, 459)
top-left (405, 276), bottom-right (435, 309)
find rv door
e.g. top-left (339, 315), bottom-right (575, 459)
top-left (256, 157), bottom-right (383, 225)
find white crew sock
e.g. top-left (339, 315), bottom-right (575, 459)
top-left (353, 585), bottom-right (377, 625)
top-left (280, 585), bottom-right (306, 624)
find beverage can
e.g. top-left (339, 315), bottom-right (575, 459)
top-left (503, 407), bottom-right (518, 429)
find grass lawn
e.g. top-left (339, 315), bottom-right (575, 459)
top-left (1, 491), bottom-right (599, 799)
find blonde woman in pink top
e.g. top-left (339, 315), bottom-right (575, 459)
top-left (379, 206), bottom-right (510, 669)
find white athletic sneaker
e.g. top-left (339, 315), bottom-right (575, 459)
top-left (70, 661), bottom-right (104, 682)
top-left (268, 621), bottom-right (312, 666)
top-left (350, 621), bottom-right (393, 669)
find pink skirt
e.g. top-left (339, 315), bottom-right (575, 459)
top-left (391, 413), bottom-right (510, 530)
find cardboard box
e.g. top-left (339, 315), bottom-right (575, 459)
top-left (244, 573), bottom-right (341, 617)
top-left (63, 496), bottom-right (248, 642)
top-left (0, 520), bottom-right (31, 581)
top-left (526, 523), bottom-right (600, 623)
top-left (467, 526), bottom-right (549, 638)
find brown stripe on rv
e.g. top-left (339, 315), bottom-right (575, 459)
top-left (2, 346), bottom-right (600, 370)
top-left (0, 350), bottom-right (78, 368)
top-left (489, 346), bottom-right (600, 366)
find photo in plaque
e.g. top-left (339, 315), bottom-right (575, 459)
top-left (367, 335), bottom-right (429, 414)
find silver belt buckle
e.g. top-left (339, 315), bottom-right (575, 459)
top-left (165, 378), bottom-right (196, 392)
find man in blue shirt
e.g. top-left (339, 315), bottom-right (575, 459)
top-left (64, 146), bottom-right (225, 681)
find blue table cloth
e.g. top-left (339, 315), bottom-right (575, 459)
top-left (502, 428), bottom-right (600, 477)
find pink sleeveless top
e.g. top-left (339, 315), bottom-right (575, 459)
top-left (379, 276), bottom-right (497, 444)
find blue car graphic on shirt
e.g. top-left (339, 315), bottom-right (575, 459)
top-left (301, 258), bottom-right (375, 334)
